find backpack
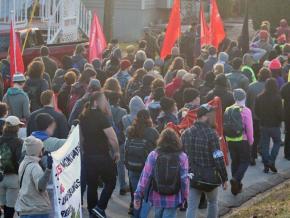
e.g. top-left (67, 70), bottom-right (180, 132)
top-left (26, 83), bottom-right (42, 112)
top-left (0, 142), bottom-right (15, 173)
top-left (0, 59), bottom-right (11, 91)
top-left (223, 105), bottom-right (243, 138)
top-left (52, 69), bottom-right (66, 93)
top-left (112, 120), bottom-right (125, 145)
top-left (125, 138), bottom-right (149, 172)
top-left (152, 151), bottom-right (181, 195)
top-left (116, 73), bottom-right (129, 91)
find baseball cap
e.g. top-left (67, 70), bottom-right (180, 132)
top-left (5, 116), bottom-right (24, 126)
top-left (197, 104), bottom-right (215, 118)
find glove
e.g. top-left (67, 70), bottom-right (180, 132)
top-left (46, 153), bottom-right (53, 170)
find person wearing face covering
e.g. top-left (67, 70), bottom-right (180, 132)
top-left (225, 89), bottom-right (253, 196)
top-left (15, 136), bottom-right (52, 218)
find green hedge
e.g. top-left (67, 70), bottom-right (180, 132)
top-left (249, 0), bottom-right (290, 31)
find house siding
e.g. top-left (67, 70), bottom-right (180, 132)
top-left (82, 0), bottom-right (169, 41)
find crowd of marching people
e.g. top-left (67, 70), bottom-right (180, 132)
top-left (0, 17), bottom-right (289, 218)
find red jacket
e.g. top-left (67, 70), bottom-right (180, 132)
top-left (165, 77), bottom-right (182, 97)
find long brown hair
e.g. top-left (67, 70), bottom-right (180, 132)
top-left (168, 57), bottom-right (184, 73)
top-left (127, 110), bottom-right (153, 139)
top-left (3, 123), bottom-right (19, 135)
top-left (157, 128), bottom-right (182, 152)
top-left (103, 77), bottom-right (122, 95)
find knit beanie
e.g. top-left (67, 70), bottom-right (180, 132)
top-left (233, 89), bottom-right (246, 102)
top-left (120, 60), bottom-right (131, 70)
top-left (88, 79), bottom-right (101, 91)
top-left (24, 136), bottom-right (44, 157)
top-left (143, 59), bottom-right (155, 71)
top-left (269, 59), bottom-right (282, 70)
top-left (135, 50), bottom-right (147, 62)
top-left (218, 52), bottom-right (229, 63)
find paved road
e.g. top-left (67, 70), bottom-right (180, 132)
top-left (82, 146), bottom-right (290, 218)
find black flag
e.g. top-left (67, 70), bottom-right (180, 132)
top-left (239, 0), bottom-right (249, 54)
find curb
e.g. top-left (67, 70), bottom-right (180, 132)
top-left (219, 168), bottom-right (290, 217)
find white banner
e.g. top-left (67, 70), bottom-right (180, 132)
top-left (51, 126), bottom-right (82, 218)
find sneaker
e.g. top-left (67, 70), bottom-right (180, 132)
top-left (119, 186), bottom-right (130, 196)
top-left (180, 201), bottom-right (188, 211)
top-left (268, 164), bottom-right (278, 173)
top-left (128, 203), bottom-right (134, 215)
top-left (198, 199), bottom-right (207, 209)
top-left (263, 166), bottom-right (269, 173)
top-left (230, 178), bottom-right (240, 195)
top-left (250, 158), bottom-right (256, 166)
top-left (92, 206), bottom-right (106, 218)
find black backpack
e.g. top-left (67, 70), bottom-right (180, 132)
top-left (125, 138), bottom-right (149, 172)
top-left (223, 105), bottom-right (243, 138)
top-left (26, 84), bottom-right (42, 112)
top-left (153, 151), bottom-right (181, 195)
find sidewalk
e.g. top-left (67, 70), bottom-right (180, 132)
top-left (82, 147), bottom-right (290, 218)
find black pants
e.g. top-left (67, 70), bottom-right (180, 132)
top-left (85, 154), bottom-right (117, 211)
top-left (251, 119), bottom-right (260, 159)
top-left (4, 206), bottom-right (14, 218)
top-left (228, 141), bottom-right (250, 183)
top-left (285, 121), bottom-right (290, 159)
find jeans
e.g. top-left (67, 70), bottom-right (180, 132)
top-left (260, 127), bottom-right (282, 165)
top-left (284, 121), bottom-right (290, 159)
top-left (154, 207), bottom-right (177, 218)
top-left (128, 170), bottom-right (151, 218)
top-left (84, 154), bottom-right (117, 211)
top-left (186, 188), bottom-right (218, 218)
top-left (20, 215), bottom-right (49, 218)
top-left (117, 143), bottom-right (128, 190)
top-left (251, 119), bottom-right (260, 159)
top-left (228, 140), bottom-right (250, 183)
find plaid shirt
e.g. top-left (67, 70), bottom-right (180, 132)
top-left (134, 150), bottom-right (189, 208)
top-left (181, 121), bottom-right (228, 182)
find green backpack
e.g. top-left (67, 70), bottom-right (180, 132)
top-left (0, 142), bottom-right (15, 173)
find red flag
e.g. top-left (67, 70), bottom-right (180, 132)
top-left (210, 0), bottom-right (226, 48)
top-left (200, 3), bottom-right (210, 47)
top-left (9, 22), bottom-right (24, 85)
top-left (160, 0), bottom-right (181, 60)
top-left (89, 12), bottom-right (107, 63)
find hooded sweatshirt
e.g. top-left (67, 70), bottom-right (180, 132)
top-left (3, 87), bottom-right (30, 119)
top-left (218, 52), bottom-right (233, 74)
top-left (15, 155), bottom-right (51, 216)
top-left (122, 96), bottom-right (146, 130)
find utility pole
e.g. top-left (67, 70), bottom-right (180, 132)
top-left (103, 0), bottom-right (114, 41)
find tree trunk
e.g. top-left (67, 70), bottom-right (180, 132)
top-left (103, 0), bottom-right (114, 41)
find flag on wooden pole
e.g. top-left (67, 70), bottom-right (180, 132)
top-left (89, 12), bottom-right (107, 62)
top-left (200, 2), bottom-right (210, 47)
top-left (210, 0), bottom-right (226, 48)
top-left (9, 21), bottom-right (24, 85)
top-left (160, 0), bottom-right (181, 59)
